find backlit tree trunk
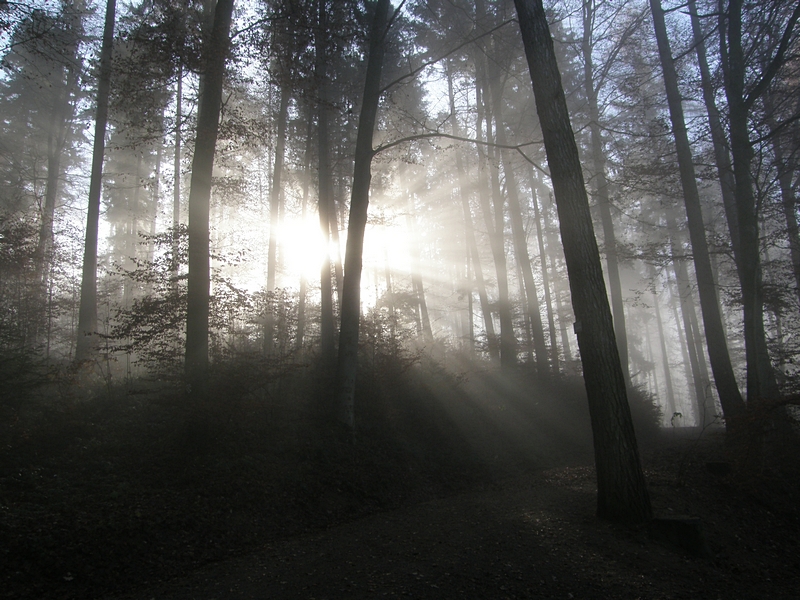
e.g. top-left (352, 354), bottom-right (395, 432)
top-left (651, 0), bottom-right (745, 420)
top-left (184, 0), bottom-right (234, 393)
top-left (718, 0), bottom-right (797, 401)
top-left (75, 0), bottom-right (116, 362)
top-left (514, 0), bottom-right (652, 523)
top-left (335, 0), bottom-right (391, 432)
top-left (582, 0), bottom-right (631, 387)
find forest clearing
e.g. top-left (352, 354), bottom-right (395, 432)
top-left (1, 0), bottom-right (799, 596)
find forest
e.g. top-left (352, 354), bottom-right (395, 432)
top-left (1, 0), bottom-right (800, 597)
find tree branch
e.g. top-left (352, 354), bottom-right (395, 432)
top-left (372, 131), bottom-right (549, 175)
top-left (744, 2), bottom-right (800, 110)
top-left (380, 19), bottom-right (516, 94)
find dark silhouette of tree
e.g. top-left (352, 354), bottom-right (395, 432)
top-left (514, 0), bottom-right (652, 523)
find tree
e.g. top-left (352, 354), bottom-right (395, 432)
top-left (650, 0), bottom-right (745, 421)
top-left (514, 0), bottom-right (651, 523)
top-left (75, 0), bottom-right (116, 362)
top-left (718, 0), bottom-right (799, 402)
top-left (335, 0), bottom-right (391, 431)
top-left (184, 0), bottom-right (234, 394)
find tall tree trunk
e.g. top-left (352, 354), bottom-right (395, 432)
top-left (477, 67), bottom-right (516, 368)
top-left (766, 103), bottom-right (800, 307)
top-left (184, 0), bottom-right (234, 392)
top-left (447, 62), bottom-right (497, 359)
top-left (406, 190), bottom-right (434, 342)
top-left (666, 266), bottom-right (701, 424)
top-left (264, 86), bottom-right (290, 354)
top-left (334, 0), bottom-right (390, 432)
top-left (490, 72), bottom-right (548, 375)
top-left (296, 116), bottom-right (314, 353)
top-left (582, 0), bottom-right (631, 387)
top-left (172, 65), bottom-right (182, 283)
top-left (651, 0), bottom-right (746, 420)
top-left (687, 0), bottom-right (742, 262)
top-left (668, 251), bottom-right (712, 425)
top-left (514, 0), bottom-right (651, 523)
top-left (75, 0), bottom-right (116, 362)
top-left (653, 290), bottom-right (676, 420)
top-left (530, 174), bottom-right (560, 374)
top-left (543, 191), bottom-right (573, 364)
top-left (718, 0), bottom-right (795, 402)
top-left (316, 0), bottom-right (336, 365)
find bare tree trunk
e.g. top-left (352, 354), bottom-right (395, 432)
top-left (530, 174), bottom-right (560, 374)
top-left (335, 0), bottom-right (390, 432)
top-left (447, 61), bottom-right (496, 358)
top-left (582, 0), bottom-right (631, 387)
top-left (543, 191), bottom-right (573, 364)
top-left (75, 0), bottom-right (116, 362)
top-left (264, 86), bottom-right (290, 354)
top-left (687, 0), bottom-right (741, 262)
top-left (477, 67), bottom-right (516, 368)
top-left (651, 0), bottom-right (746, 420)
top-left (718, 0), bottom-right (796, 402)
top-left (184, 0), bottom-right (234, 392)
top-left (489, 72), bottom-right (548, 375)
top-left (315, 0), bottom-right (336, 365)
top-left (296, 116), bottom-right (313, 353)
top-left (653, 290), bottom-right (676, 420)
top-left (514, 0), bottom-right (651, 523)
top-left (172, 65), bottom-right (182, 283)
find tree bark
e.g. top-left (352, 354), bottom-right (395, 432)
top-left (530, 173), bottom-right (560, 374)
top-left (687, 0), bottom-right (741, 263)
top-left (650, 0), bottom-right (746, 420)
top-left (75, 0), bottom-right (116, 362)
top-left (489, 72), bottom-right (548, 375)
top-left (447, 60), bottom-right (497, 359)
top-left (514, 0), bottom-right (652, 523)
top-left (316, 0), bottom-right (336, 365)
top-left (582, 0), bottom-right (631, 387)
top-left (334, 0), bottom-right (391, 432)
top-left (172, 65), bottom-right (182, 283)
top-left (264, 85), bottom-right (290, 354)
top-left (718, 0), bottom-right (794, 402)
top-left (184, 0), bottom-right (234, 392)
top-left (477, 66), bottom-right (516, 368)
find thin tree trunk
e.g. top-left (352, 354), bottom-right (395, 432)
top-left (514, 0), bottom-right (651, 523)
top-left (651, 0), bottom-right (745, 420)
top-left (687, 0), bottom-right (741, 262)
top-left (315, 0), bottom-right (336, 364)
top-left (666, 266), bottom-right (699, 424)
top-left (448, 70), bottom-right (495, 359)
top-left (582, 0), bottom-right (631, 387)
top-left (653, 290), bottom-right (676, 420)
top-left (406, 184), bottom-right (434, 342)
top-left (334, 0), bottom-right (390, 432)
top-left (296, 116), bottom-right (313, 353)
top-left (478, 66), bottom-right (516, 368)
top-left (184, 0), bottom-right (234, 392)
top-left (718, 0), bottom-right (792, 402)
top-left (264, 86), bottom-right (290, 354)
top-left (544, 191), bottom-right (573, 364)
top-left (75, 0), bottom-right (116, 362)
top-left (490, 72), bottom-right (548, 375)
top-left (669, 246), bottom-right (712, 425)
top-left (172, 65), bottom-right (182, 282)
top-left (530, 175), bottom-right (560, 374)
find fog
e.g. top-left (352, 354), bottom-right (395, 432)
top-left (2, 0), bottom-right (799, 433)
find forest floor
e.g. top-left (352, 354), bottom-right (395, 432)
top-left (2, 363), bottom-right (800, 599)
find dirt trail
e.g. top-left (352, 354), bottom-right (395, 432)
top-left (112, 460), bottom-right (799, 600)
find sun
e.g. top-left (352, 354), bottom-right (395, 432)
top-left (278, 216), bottom-right (329, 284)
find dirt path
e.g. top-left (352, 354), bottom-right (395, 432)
top-left (111, 464), bottom-right (798, 600)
